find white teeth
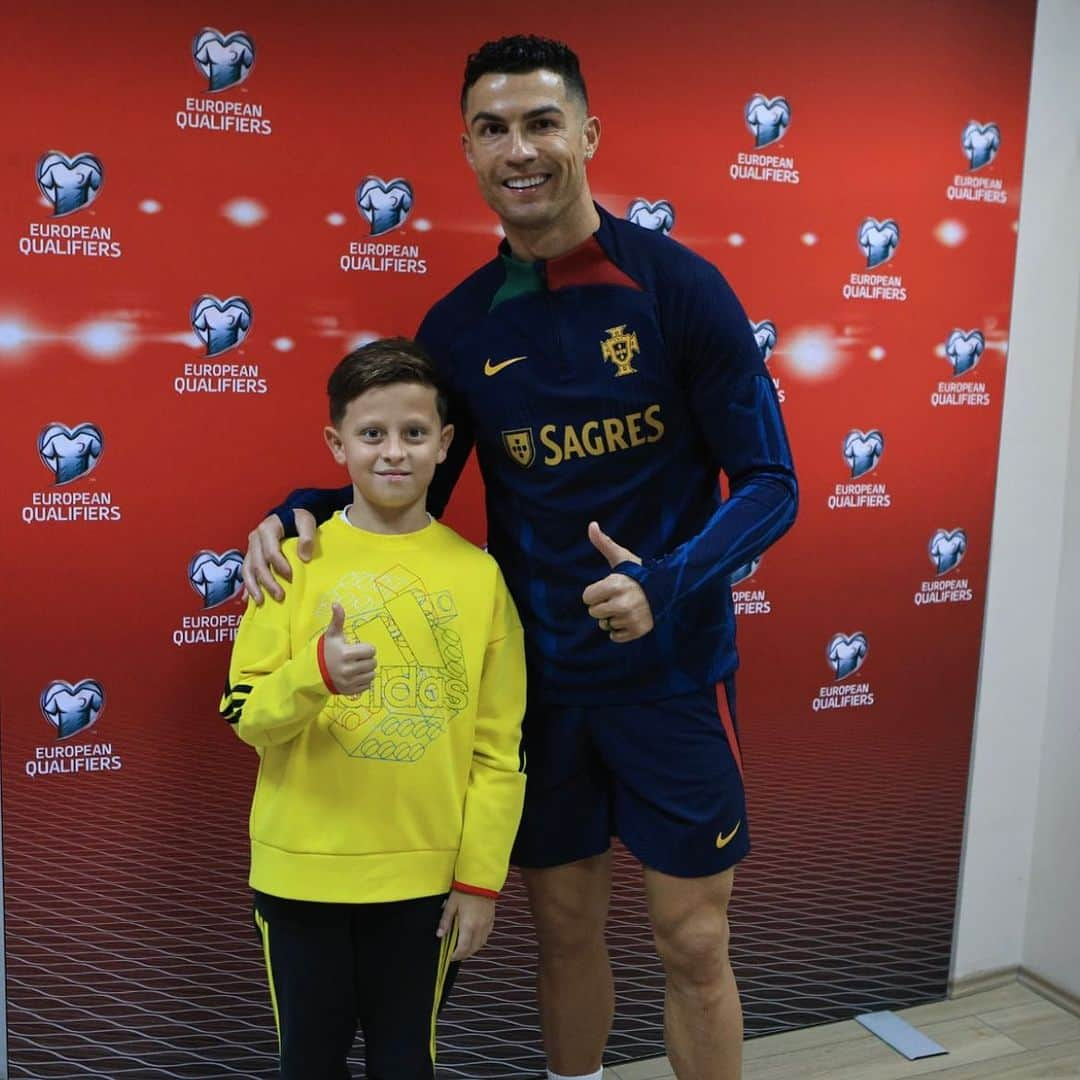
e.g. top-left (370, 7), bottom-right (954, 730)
top-left (505, 176), bottom-right (547, 190)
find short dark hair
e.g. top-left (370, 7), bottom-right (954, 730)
top-left (327, 338), bottom-right (448, 427)
top-left (461, 35), bottom-right (588, 114)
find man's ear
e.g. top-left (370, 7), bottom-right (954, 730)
top-left (437, 423), bottom-right (455, 464)
top-left (461, 130), bottom-right (476, 172)
top-left (583, 114), bottom-right (601, 159)
top-left (324, 425), bottom-right (346, 465)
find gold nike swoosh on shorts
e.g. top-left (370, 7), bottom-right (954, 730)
top-left (715, 821), bottom-right (742, 849)
top-left (484, 355), bottom-right (527, 376)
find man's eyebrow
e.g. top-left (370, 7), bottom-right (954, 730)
top-left (470, 104), bottom-right (565, 126)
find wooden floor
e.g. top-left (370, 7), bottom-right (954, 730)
top-left (602, 983), bottom-right (1080, 1079)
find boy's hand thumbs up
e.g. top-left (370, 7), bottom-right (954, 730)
top-left (320, 603), bottom-right (377, 696)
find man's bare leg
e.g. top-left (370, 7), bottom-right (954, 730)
top-left (645, 866), bottom-right (742, 1080)
top-left (522, 852), bottom-right (614, 1076)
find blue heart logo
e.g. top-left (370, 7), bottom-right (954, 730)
top-left (37, 421), bottom-right (104, 486)
top-left (626, 199), bottom-right (675, 235)
top-left (192, 28), bottom-right (256, 92)
top-left (189, 549), bottom-right (244, 609)
top-left (356, 176), bottom-right (414, 237)
top-left (843, 428), bottom-right (885, 479)
top-left (190, 295), bottom-right (253, 357)
top-left (962, 121), bottom-right (1000, 171)
top-left (945, 329), bottom-right (985, 376)
top-left (745, 94), bottom-right (791, 147)
top-left (929, 528), bottom-right (967, 575)
top-left (40, 679), bottom-right (105, 739)
top-left (36, 151), bottom-right (104, 218)
top-left (750, 319), bottom-right (778, 363)
top-left (729, 555), bottom-right (762, 587)
top-left (827, 633), bottom-right (868, 681)
top-left (858, 217), bottom-right (900, 269)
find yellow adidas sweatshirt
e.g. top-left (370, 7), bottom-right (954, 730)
top-left (220, 512), bottom-right (526, 903)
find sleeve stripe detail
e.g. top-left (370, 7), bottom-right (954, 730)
top-left (452, 881), bottom-right (500, 899)
top-left (317, 634), bottom-right (340, 695)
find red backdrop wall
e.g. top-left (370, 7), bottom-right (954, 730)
top-left (0, 2), bottom-right (1036, 1076)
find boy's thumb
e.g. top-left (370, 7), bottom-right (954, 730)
top-left (326, 602), bottom-right (346, 638)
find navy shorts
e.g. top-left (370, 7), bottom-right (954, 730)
top-left (512, 680), bottom-right (749, 877)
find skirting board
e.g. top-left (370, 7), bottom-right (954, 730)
top-left (950, 965), bottom-right (1080, 1018)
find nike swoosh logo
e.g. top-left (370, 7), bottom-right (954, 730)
top-left (715, 821), bottom-right (742, 849)
top-left (484, 355), bottom-right (527, 376)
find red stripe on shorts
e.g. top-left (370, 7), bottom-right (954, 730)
top-left (716, 683), bottom-right (744, 779)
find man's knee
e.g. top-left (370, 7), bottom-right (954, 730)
top-left (522, 855), bottom-right (610, 956)
top-left (647, 869), bottom-right (735, 989)
top-left (653, 903), bottom-right (732, 989)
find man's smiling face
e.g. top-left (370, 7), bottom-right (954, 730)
top-left (462, 68), bottom-right (599, 237)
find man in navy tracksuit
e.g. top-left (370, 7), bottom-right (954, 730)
top-left (244, 35), bottom-right (797, 1080)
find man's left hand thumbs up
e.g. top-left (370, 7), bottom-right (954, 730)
top-left (582, 521), bottom-right (654, 643)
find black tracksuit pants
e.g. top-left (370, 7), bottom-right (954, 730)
top-left (253, 891), bottom-right (459, 1080)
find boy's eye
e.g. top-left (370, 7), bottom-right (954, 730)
top-left (361, 428), bottom-right (382, 440)
top-left (407, 428), bottom-right (427, 439)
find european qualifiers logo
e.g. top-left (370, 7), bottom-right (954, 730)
top-left (340, 176), bottom-right (428, 276)
top-left (844, 428), bottom-right (884, 479)
top-left (729, 555), bottom-right (772, 615)
top-left (750, 318), bottom-right (785, 403)
top-left (358, 177), bottom-right (413, 236)
top-left (23, 421), bottom-right (121, 525)
top-left (916, 529), bottom-right (973, 607)
top-left (813, 633), bottom-right (875, 712)
top-left (843, 218), bottom-right (907, 302)
top-left (38, 422), bottom-right (102, 485)
top-left (177, 29), bottom-right (271, 135)
top-left (626, 199), bottom-right (675, 235)
top-left (191, 295), bottom-right (252, 357)
top-left (189, 550), bottom-right (244, 608)
top-left (194, 28), bottom-right (255, 91)
top-left (948, 122), bottom-right (1007, 205)
top-left (173, 550), bottom-right (244, 647)
top-left (19, 152), bottom-right (122, 259)
top-left (932, 329), bottom-right (991, 408)
top-left (829, 429), bottom-right (891, 510)
top-left (178, 295), bottom-right (267, 396)
top-left (41, 679), bottom-right (103, 739)
top-left (37, 151), bottom-right (102, 216)
top-left (730, 94), bottom-right (799, 185)
top-left (26, 679), bottom-right (123, 778)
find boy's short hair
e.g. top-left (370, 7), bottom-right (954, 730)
top-left (327, 338), bottom-right (449, 427)
top-left (461, 35), bottom-right (588, 113)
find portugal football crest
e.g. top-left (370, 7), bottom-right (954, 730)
top-left (601, 325), bottom-right (640, 377)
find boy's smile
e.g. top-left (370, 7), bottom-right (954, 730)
top-left (324, 382), bottom-right (453, 534)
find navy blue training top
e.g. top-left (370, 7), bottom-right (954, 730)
top-left (276, 205), bottom-right (797, 705)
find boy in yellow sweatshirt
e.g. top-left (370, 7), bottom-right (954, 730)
top-left (220, 338), bottom-right (526, 1079)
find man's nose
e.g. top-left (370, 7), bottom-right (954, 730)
top-left (507, 125), bottom-right (538, 163)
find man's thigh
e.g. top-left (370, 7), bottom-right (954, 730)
top-left (513, 700), bottom-right (612, 869)
top-left (591, 681), bottom-right (749, 878)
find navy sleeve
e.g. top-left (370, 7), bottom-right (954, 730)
top-left (621, 257), bottom-right (798, 622)
top-left (269, 485), bottom-right (352, 539)
top-left (416, 308), bottom-right (476, 519)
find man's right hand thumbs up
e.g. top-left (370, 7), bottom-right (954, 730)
top-left (321, 602), bottom-right (377, 696)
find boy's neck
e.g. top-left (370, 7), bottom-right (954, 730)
top-left (345, 494), bottom-right (431, 535)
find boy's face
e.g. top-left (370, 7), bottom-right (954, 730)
top-left (324, 382), bottom-right (453, 524)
